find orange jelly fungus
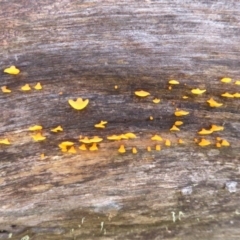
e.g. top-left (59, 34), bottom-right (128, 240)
top-left (155, 144), bottom-right (161, 151)
top-left (79, 144), bottom-right (87, 151)
top-left (114, 85), bottom-right (118, 89)
top-left (191, 88), bottom-right (206, 95)
top-left (178, 139), bottom-right (184, 144)
top-left (221, 77), bottom-right (232, 83)
top-left (34, 82), bottom-right (42, 90)
top-left (169, 80), bottom-right (179, 85)
top-left (198, 129), bottom-right (213, 135)
top-left (21, 84), bottom-right (31, 91)
top-left (89, 143), bottom-right (98, 151)
top-left (221, 92), bottom-right (234, 98)
top-left (151, 135), bottom-right (163, 141)
top-left (68, 146), bottom-right (77, 153)
top-left (147, 146), bottom-right (151, 152)
top-left (0, 138), bottom-right (10, 145)
top-left (170, 125), bottom-right (180, 131)
top-left (29, 125), bottom-right (43, 131)
top-left (153, 98), bottom-right (160, 104)
top-left (132, 147), bottom-right (137, 154)
top-left (198, 139), bottom-right (211, 147)
top-left (216, 142), bottom-right (221, 148)
top-left (32, 133), bottom-right (46, 142)
top-left (210, 125), bottom-right (224, 132)
top-left (175, 121), bottom-right (183, 126)
top-left (68, 98), bottom-right (89, 110)
top-left (165, 139), bottom-right (171, 146)
top-left (51, 126), bottom-right (63, 132)
top-left (118, 145), bottom-right (126, 153)
top-left (207, 98), bottom-right (223, 107)
top-left (134, 90), bottom-right (150, 97)
top-left (1, 86), bottom-right (11, 93)
top-left (149, 116), bottom-right (154, 120)
top-left (221, 139), bottom-right (230, 146)
top-left (4, 66), bottom-right (20, 75)
top-left (174, 110), bottom-right (189, 117)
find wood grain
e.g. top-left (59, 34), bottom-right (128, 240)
top-left (0, 0), bottom-right (240, 239)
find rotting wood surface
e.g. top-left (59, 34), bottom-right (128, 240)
top-left (0, 1), bottom-right (240, 239)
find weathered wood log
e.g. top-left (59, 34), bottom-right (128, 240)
top-left (0, 1), bottom-right (240, 239)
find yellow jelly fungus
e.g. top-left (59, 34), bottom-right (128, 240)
top-left (178, 139), bottom-right (184, 144)
top-left (89, 143), bottom-right (98, 151)
top-left (149, 116), bottom-right (153, 120)
top-left (169, 80), bottom-right (179, 85)
top-left (134, 90), bottom-right (150, 97)
top-left (79, 144), bottom-right (87, 151)
top-left (221, 139), bottom-right (230, 147)
top-left (1, 86), bottom-right (11, 93)
top-left (233, 93), bottom-right (240, 98)
top-left (68, 146), bottom-right (77, 153)
top-left (32, 133), bottom-right (46, 142)
top-left (132, 147), bottom-right (137, 154)
top-left (4, 66), bottom-right (20, 75)
top-left (194, 138), bottom-right (198, 143)
top-left (198, 139), bottom-right (211, 147)
top-left (115, 85), bottom-right (118, 89)
top-left (191, 88), bottom-right (206, 95)
top-left (151, 135), bottom-right (163, 141)
top-left (0, 138), bottom-right (10, 145)
top-left (210, 125), bottom-right (224, 132)
top-left (153, 98), bottom-right (160, 104)
top-left (21, 84), bottom-right (31, 91)
top-left (174, 110), bottom-right (189, 117)
top-left (29, 125), bottom-right (43, 131)
top-left (107, 135), bottom-right (122, 141)
top-left (147, 146), bottom-right (151, 152)
top-left (68, 98), bottom-right (89, 110)
top-left (124, 133), bottom-right (137, 139)
top-left (120, 134), bottom-right (128, 140)
top-left (59, 141), bottom-right (74, 147)
top-left (40, 153), bottom-right (45, 159)
top-left (170, 125), bottom-right (180, 131)
top-left (221, 77), bottom-right (232, 83)
top-left (155, 145), bottom-right (161, 151)
top-left (235, 80), bottom-right (240, 85)
top-left (165, 139), bottom-right (171, 146)
top-left (34, 82), bottom-right (42, 90)
top-left (90, 136), bottom-right (103, 143)
top-left (60, 146), bottom-right (67, 152)
top-left (118, 145), bottom-right (126, 153)
top-left (216, 137), bottom-right (222, 141)
top-left (79, 137), bottom-right (92, 144)
top-left (175, 121), bottom-right (183, 126)
top-left (198, 129), bottom-right (213, 135)
top-left (221, 92), bottom-right (234, 98)
top-left (94, 123), bottom-right (105, 128)
top-left (216, 142), bottom-right (221, 148)
top-left (51, 126), bottom-right (63, 132)
top-left (207, 98), bottom-right (223, 107)
top-left (182, 96), bottom-right (188, 99)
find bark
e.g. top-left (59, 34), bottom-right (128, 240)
top-left (0, 0), bottom-right (240, 239)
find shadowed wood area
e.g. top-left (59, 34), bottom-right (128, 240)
top-left (1, 0), bottom-right (240, 239)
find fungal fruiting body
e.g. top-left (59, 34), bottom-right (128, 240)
top-left (68, 98), bottom-right (89, 110)
top-left (191, 88), bottom-right (206, 95)
top-left (107, 135), bottom-right (122, 141)
top-left (79, 137), bottom-right (92, 144)
top-left (1, 86), bottom-right (11, 93)
top-left (4, 66), bottom-right (20, 75)
top-left (165, 139), bottom-right (171, 146)
top-left (118, 145), bottom-right (126, 153)
top-left (32, 133), bottom-right (46, 142)
top-left (124, 133), bottom-right (137, 139)
top-left (182, 96), bottom-right (188, 99)
top-left (210, 125), bottom-right (224, 132)
top-left (68, 146), bottom-right (77, 153)
top-left (149, 116), bottom-right (153, 120)
top-left (79, 144), bottom-right (87, 151)
top-left (147, 146), bottom-right (151, 152)
top-left (198, 129), bottom-right (213, 135)
top-left (233, 93), bottom-right (240, 98)
top-left (59, 141), bottom-right (74, 152)
top-left (170, 125), bottom-right (180, 131)
top-left (216, 142), bottom-right (221, 148)
top-left (174, 110), bottom-right (189, 117)
top-left (178, 139), bottom-right (184, 144)
top-left (198, 139), bottom-right (211, 147)
top-left (151, 135), bottom-right (163, 141)
top-left (132, 147), bottom-right (137, 154)
top-left (221, 92), bottom-right (234, 98)
top-left (235, 80), bottom-right (240, 85)
top-left (155, 145), bottom-right (161, 151)
top-left (0, 138), bottom-right (10, 145)
top-left (90, 136), bottom-right (103, 143)
top-left (89, 143), bottom-right (98, 151)
top-left (221, 139), bottom-right (230, 147)
top-left (153, 98), bottom-right (160, 104)
top-left (221, 77), bottom-right (232, 83)
top-left (51, 126), bottom-right (63, 132)
top-left (169, 80), bottom-right (179, 85)
top-left (175, 121), bottom-right (183, 126)
top-left (94, 121), bottom-right (108, 129)
top-left (34, 83), bottom-right (42, 90)
top-left (40, 153), bottom-right (45, 159)
top-left (114, 85), bottom-right (118, 89)
top-left (134, 90), bottom-right (150, 97)
top-left (21, 84), bottom-right (31, 91)
top-left (29, 125), bottom-right (43, 131)
top-left (207, 98), bottom-right (223, 107)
